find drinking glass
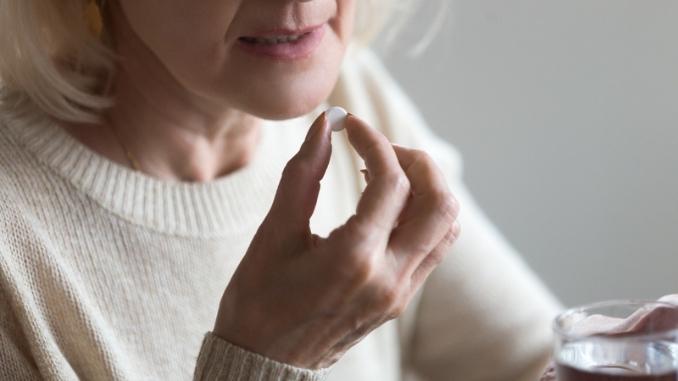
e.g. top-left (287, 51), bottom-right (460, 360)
top-left (554, 300), bottom-right (678, 380)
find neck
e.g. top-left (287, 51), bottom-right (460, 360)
top-left (62, 3), bottom-right (262, 183)
top-left (102, 70), bottom-right (262, 182)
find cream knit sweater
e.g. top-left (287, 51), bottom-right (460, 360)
top-left (0, 48), bottom-right (560, 381)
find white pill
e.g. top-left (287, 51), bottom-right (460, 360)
top-left (326, 106), bottom-right (348, 132)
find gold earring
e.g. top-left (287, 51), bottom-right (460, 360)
top-left (86, 0), bottom-right (104, 37)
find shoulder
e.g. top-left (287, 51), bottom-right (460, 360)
top-left (0, 105), bottom-right (44, 174)
top-left (0, 111), bottom-right (53, 246)
top-left (0, 111), bottom-right (38, 194)
top-left (0, 158), bottom-right (55, 269)
top-left (329, 47), bottom-right (463, 180)
top-left (0, 114), bottom-right (27, 200)
top-left (0, 184), bottom-right (32, 262)
top-left (0, 163), bottom-right (35, 245)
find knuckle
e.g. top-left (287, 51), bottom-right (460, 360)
top-left (390, 300), bottom-right (408, 318)
top-left (282, 155), bottom-right (311, 179)
top-left (428, 248), bottom-right (447, 267)
top-left (329, 220), bottom-right (380, 284)
top-left (449, 194), bottom-right (461, 216)
top-left (431, 192), bottom-right (459, 223)
top-left (439, 224), bottom-right (460, 249)
top-left (375, 282), bottom-right (407, 317)
top-left (412, 149), bottom-right (433, 166)
top-left (384, 172), bottom-right (411, 195)
top-left (379, 286), bottom-right (400, 310)
top-left (408, 149), bottom-right (436, 174)
top-left (414, 257), bottom-right (442, 284)
top-left (346, 253), bottom-right (375, 284)
top-left (451, 222), bottom-right (462, 241)
top-left (341, 215), bottom-right (374, 245)
top-left (387, 297), bottom-right (408, 320)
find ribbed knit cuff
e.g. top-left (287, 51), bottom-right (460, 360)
top-left (194, 332), bottom-right (330, 381)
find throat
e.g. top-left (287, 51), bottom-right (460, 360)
top-left (139, 124), bottom-right (263, 183)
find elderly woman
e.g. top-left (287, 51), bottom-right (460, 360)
top-left (0, 0), bottom-right (560, 380)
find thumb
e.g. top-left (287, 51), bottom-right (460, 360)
top-left (267, 112), bottom-right (332, 235)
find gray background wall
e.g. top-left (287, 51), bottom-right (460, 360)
top-left (377, 0), bottom-right (678, 306)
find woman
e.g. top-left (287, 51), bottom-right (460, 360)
top-left (0, 0), bottom-right (560, 380)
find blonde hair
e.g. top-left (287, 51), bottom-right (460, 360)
top-left (0, 0), bottom-right (114, 123)
top-left (0, 0), bottom-right (403, 124)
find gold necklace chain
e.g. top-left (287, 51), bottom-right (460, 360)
top-left (106, 118), bottom-right (142, 172)
top-left (122, 144), bottom-right (142, 172)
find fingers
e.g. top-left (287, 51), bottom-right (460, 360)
top-left (342, 115), bottom-right (410, 237)
top-left (388, 145), bottom-right (460, 277)
top-left (410, 221), bottom-right (460, 286)
top-left (268, 112), bottom-right (332, 235)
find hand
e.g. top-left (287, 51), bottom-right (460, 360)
top-left (212, 112), bottom-right (460, 369)
top-left (539, 294), bottom-right (678, 381)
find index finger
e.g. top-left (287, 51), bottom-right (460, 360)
top-left (343, 115), bottom-right (410, 234)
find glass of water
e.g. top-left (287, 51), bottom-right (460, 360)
top-left (554, 300), bottom-right (678, 381)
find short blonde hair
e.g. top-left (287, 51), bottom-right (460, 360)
top-left (0, 0), bottom-right (114, 123)
top-left (0, 0), bottom-right (402, 124)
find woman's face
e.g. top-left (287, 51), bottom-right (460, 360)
top-left (115, 0), bottom-right (356, 120)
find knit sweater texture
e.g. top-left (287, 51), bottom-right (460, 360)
top-left (0, 48), bottom-right (560, 381)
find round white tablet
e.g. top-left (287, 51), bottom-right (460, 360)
top-left (326, 106), bottom-right (348, 132)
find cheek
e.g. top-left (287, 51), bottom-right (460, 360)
top-left (121, 1), bottom-right (235, 52)
top-left (336, 0), bottom-right (357, 45)
top-left (119, 0), bottom-right (238, 89)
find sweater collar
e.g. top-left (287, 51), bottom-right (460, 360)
top-left (3, 109), bottom-right (316, 238)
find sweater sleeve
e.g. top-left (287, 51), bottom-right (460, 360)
top-left (193, 333), bottom-right (329, 381)
top-left (329, 48), bottom-right (562, 381)
top-left (0, 215), bottom-right (326, 381)
top-left (0, 272), bottom-right (327, 381)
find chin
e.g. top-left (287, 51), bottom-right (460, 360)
top-left (233, 74), bottom-right (340, 121)
top-left (215, 38), bottom-right (347, 120)
top-left (247, 92), bottom-right (330, 121)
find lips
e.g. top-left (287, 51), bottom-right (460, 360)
top-left (236, 24), bottom-right (326, 60)
top-left (239, 32), bottom-right (311, 45)
top-left (238, 25), bottom-right (321, 45)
